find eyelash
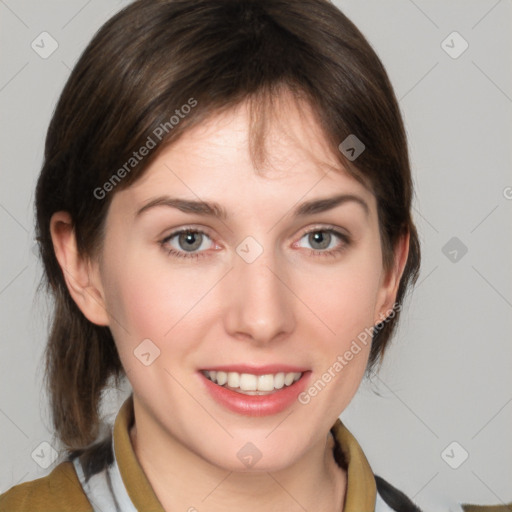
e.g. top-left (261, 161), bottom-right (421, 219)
top-left (159, 227), bottom-right (351, 260)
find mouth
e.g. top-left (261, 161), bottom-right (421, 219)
top-left (201, 370), bottom-right (303, 395)
top-left (199, 366), bottom-right (310, 416)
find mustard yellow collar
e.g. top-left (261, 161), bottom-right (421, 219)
top-left (114, 395), bottom-right (376, 511)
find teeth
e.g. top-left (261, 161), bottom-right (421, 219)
top-left (227, 372), bottom-right (240, 388)
top-left (240, 373), bottom-right (257, 391)
top-left (257, 374), bottom-right (274, 392)
top-left (274, 372), bottom-right (285, 390)
top-left (203, 370), bottom-right (302, 392)
top-left (284, 373), bottom-right (295, 386)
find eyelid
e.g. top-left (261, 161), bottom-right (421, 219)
top-left (159, 223), bottom-right (352, 260)
top-left (292, 226), bottom-right (352, 259)
top-left (158, 222), bottom-right (224, 249)
top-left (295, 223), bottom-right (351, 241)
top-left (160, 225), bottom-right (214, 242)
top-left (160, 223), bottom-right (349, 241)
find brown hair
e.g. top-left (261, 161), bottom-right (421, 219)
top-left (35, 0), bottom-right (420, 453)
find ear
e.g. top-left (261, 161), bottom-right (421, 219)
top-left (50, 211), bottom-right (109, 326)
top-left (373, 231), bottom-right (410, 324)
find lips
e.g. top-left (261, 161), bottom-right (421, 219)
top-left (199, 365), bottom-right (310, 416)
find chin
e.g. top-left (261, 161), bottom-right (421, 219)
top-left (193, 431), bottom-right (309, 474)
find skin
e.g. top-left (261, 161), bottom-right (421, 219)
top-left (51, 91), bottom-right (409, 511)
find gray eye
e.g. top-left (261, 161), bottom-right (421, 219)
top-left (307, 231), bottom-right (333, 250)
top-left (178, 232), bottom-right (204, 251)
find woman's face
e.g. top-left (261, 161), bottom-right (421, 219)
top-left (95, 93), bottom-right (401, 471)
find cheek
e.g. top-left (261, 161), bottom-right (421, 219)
top-left (294, 243), bottom-right (382, 405)
top-left (100, 248), bottom-right (219, 356)
top-left (297, 268), bottom-right (380, 414)
top-left (301, 248), bottom-right (383, 342)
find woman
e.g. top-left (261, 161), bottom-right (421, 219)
top-left (2, 0), bottom-right (496, 510)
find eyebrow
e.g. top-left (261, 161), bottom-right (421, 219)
top-left (135, 193), bottom-right (369, 219)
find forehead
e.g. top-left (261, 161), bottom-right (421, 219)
top-left (114, 93), bottom-right (374, 212)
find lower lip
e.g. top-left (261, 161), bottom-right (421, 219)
top-left (200, 372), bottom-right (310, 416)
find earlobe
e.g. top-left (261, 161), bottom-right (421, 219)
top-left (50, 211), bottom-right (110, 326)
top-left (374, 231), bottom-right (410, 324)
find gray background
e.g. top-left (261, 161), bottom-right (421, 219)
top-left (0, 0), bottom-right (511, 510)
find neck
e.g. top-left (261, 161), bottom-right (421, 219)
top-left (129, 419), bottom-right (346, 512)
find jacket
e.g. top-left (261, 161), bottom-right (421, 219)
top-left (0, 394), bottom-right (507, 511)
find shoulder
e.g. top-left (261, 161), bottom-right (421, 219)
top-left (0, 460), bottom-right (93, 512)
top-left (375, 476), bottom-right (512, 512)
top-left (375, 475), bottom-right (423, 511)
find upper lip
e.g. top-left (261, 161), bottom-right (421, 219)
top-left (199, 364), bottom-right (309, 375)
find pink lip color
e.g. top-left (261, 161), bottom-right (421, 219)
top-left (199, 370), bottom-right (311, 417)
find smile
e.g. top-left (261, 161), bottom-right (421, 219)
top-left (199, 366), bottom-right (310, 416)
top-left (201, 370), bottom-right (303, 395)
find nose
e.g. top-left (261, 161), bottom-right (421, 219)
top-left (223, 247), bottom-right (296, 345)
